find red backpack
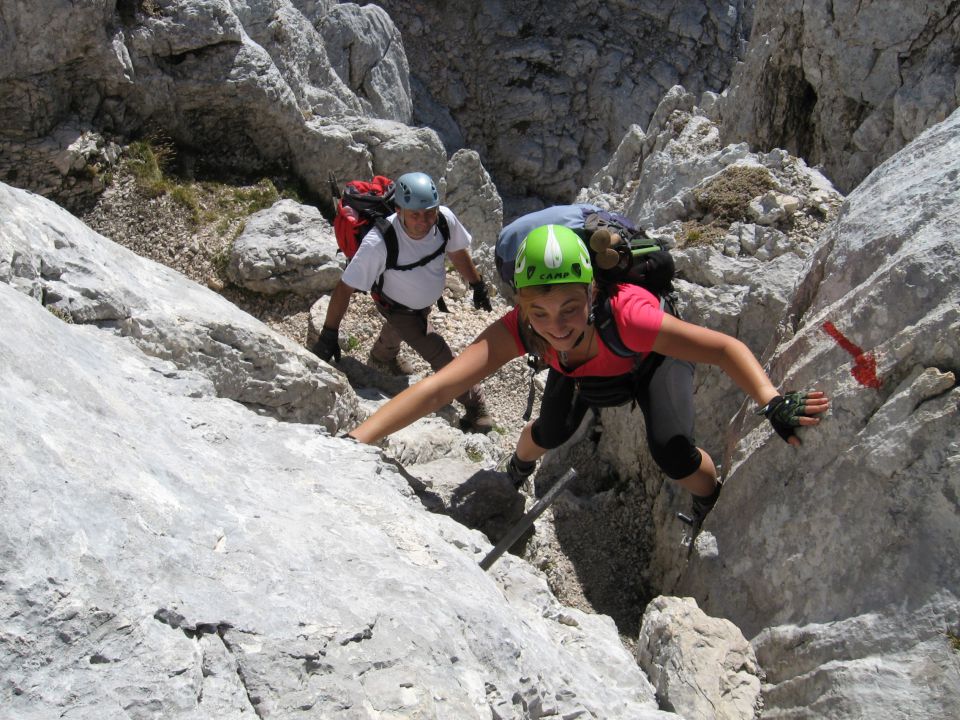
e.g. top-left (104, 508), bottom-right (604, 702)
top-left (331, 174), bottom-right (397, 258)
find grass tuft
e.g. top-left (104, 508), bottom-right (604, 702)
top-left (694, 165), bottom-right (776, 222)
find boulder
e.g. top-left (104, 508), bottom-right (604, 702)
top-left (227, 198), bottom-right (343, 296)
top-left (638, 596), bottom-right (763, 720)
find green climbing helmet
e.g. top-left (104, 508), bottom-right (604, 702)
top-left (514, 224), bottom-right (594, 288)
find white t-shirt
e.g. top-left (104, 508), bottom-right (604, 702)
top-left (341, 206), bottom-right (471, 310)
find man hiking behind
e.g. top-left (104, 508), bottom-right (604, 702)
top-left (312, 171), bottom-right (495, 433)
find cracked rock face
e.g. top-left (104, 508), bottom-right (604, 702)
top-left (374, 0), bottom-right (752, 206)
top-left (0, 0), bottom-right (445, 209)
top-left (0, 183), bottom-right (357, 430)
top-left (677, 106), bottom-right (960, 717)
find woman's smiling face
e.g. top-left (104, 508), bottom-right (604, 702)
top-left (521, 284), bottom-right (591, 351)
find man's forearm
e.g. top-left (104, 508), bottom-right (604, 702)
top-left (449, 249), bottom-right (481, 284)
top-left (323, 281), bottom-right (355, 329)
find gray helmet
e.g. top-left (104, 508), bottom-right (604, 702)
top-left (394, 172), bottom-right (440, 210)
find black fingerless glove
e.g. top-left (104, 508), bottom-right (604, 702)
top-left (471, 279), bottom-right (492, 311)
top-left (311, 326), bottom-right (341, 363)
top-left (756, 391), bottom-right (807, 443)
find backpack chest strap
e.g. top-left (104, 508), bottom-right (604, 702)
top-left (381, 213), bottom-right (451, 271)
top-left (371, 213), bottom-right (453, 306)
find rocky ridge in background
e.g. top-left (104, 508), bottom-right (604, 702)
top-left (360, 0), bottom-right (753, 208)
top-left (0, 0), bottom-right (452, 218)
top-left (716, 0), bottom-right (960, 193)
top-left (3, 1), bottom-right (958, 213)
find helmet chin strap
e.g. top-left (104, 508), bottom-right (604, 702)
top-left (574, 286), bottom-right (596, 348)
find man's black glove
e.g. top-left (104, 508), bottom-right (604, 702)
top-left (311, 326), bottom-right (341, 363)
top-left (756, 391), bottom-right (808, 443)
top-left (471, 279), bottom-right (492, 311)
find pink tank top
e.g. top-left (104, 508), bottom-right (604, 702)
top-left (499, 284), bottom-right (664, 377)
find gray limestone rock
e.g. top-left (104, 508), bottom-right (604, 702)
top-left (318, 2), bottom-right (412, 122)
top-left (403, 457), bottom-right (528, 546)
top-left (290, 115), bottom-right (453, 210)
top-left (0, 0), bottom-right (444, 206)
top-left (679, 105), bottom-right (960, 718)
top-left (717, 0), bottom-right (960, 193)
top-left (441, 148), bottom-right (505, 287)
top-left (0, 182), bottom-right (681, 720)
top-left (385, 416), bottom-right (503, 468)
top-left (0, 182), bottom-right (357, 429)
top-left (227, 198), bottom-right (344, 295)
top-left (752, 598), bottom-right (960, 719)
top-left (360, 1), bottom-right (750, 205)
top-left (4, 3), bottom-right (960, 716)
top-left (638, 596), bottom-right (763, 720)
top-left (563, 89), bottom-right (959, 720)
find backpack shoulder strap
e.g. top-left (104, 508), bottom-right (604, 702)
top-left (376, 217), bottom-right (399, 270)
top-left (594, 290), bottom-right (674, 360)
top-left (370, 213), bottom-right (451, 298)
top-left (436, 211), bottom-right (450, 241)
top-left (371, 217), bottom-right (397, 297)
top-left (593, 294), bottom-right (635, 359)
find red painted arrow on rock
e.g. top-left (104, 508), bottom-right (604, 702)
top-left (822, 321), bottom-right (882, 389)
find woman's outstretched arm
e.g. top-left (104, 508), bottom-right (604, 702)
top-left (349, 320), bottom-right (520, 444)
top-left (651, 314), bottom-right (829, 445)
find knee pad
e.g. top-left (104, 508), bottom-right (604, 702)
top-left (531, 419), bottom-right (573, 450)
top-left (650, 434), bottom-right (701, 480)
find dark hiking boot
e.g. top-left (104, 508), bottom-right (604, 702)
top-left (688, 480), bottom-right (723, 530)
top-left (370, 352), bottom-right (415, 376)
top-left (460, 402), bottom-right (494, 433)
